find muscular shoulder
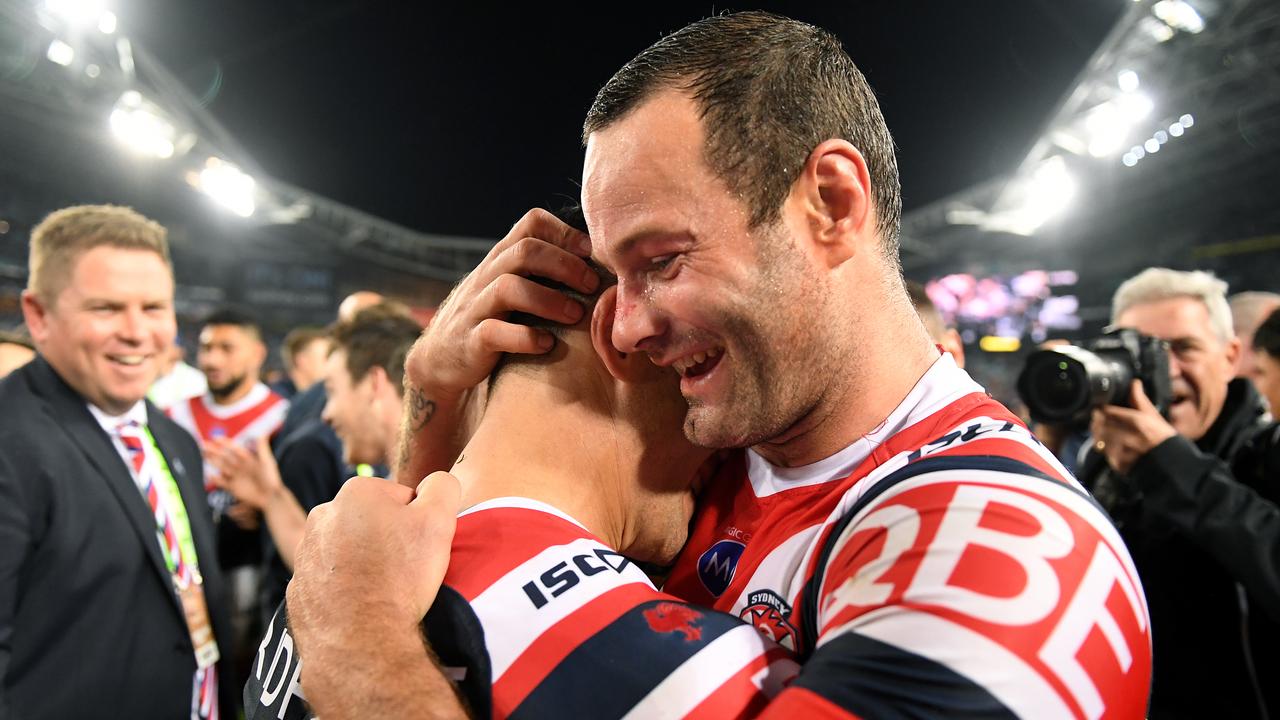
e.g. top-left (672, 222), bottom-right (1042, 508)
top-left (803, 449), bottom-right (1151, 718)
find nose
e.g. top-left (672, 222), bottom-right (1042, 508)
top-left (611, 279), bottom-right (665, 355)
top-left (320, 399), bottom-right (335, 427)
top-left (118, 306), bottom-right (145, 343)
top-left (1165, 344), bottom-right (1184, 380)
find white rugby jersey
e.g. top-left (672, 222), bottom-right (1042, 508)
top-left (244, 498), bottom-right (798, 719)
top-left (664, 354), bottom-right (1153, 719)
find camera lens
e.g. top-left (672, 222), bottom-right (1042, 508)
top-left (1018, 352), bottom-right (1089, 423)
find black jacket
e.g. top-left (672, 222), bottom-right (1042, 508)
top-left (1081, 379), bottom-right (1280, 720)
top-left (0, 357), bottom-right (237, 719)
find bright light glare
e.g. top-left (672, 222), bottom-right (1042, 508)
top-left (1083, 94), bottom-right (1153, 158)
top-left (1154, 130), bottom-right (1169, 144)
top-left (1145, 138), bottom-right (1161, 153)
top-left (109, 92), bottom-right (176, 159)
top-left (1153, 0), bottom-right (1205, 34)
top-left (1118, 70), bottom-right (1140, 93)
top-left (44, 0), bottom-right (110, 27)
top-left (987, 156), bottom-right (1076, 235)
top-left (98, 10), bottom-right (117, 34)
top-left (1169, 123), bottom-right (1184, 137)
top-left (1180, 113), bottom-right (1195, 127)
top-left (195, 158), bottom-right (256, 217)
top-left (46, 39), bottom-right (74, 66)
top-left (1123, 153), bottom-right (1138, 167)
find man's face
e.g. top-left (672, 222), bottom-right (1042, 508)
top-left (23, 246), bottom-right (176, 414)
top-left (1253, 350), bottom-right (1280, 418)
top-left (198, 324), bottom-right (264, 401)
top-left (583, 90), bottom-right (832, 451)
top-left (1115, 296), bottom-right (1239, 440)
top-left (321, 349), bottom-right (381, 465)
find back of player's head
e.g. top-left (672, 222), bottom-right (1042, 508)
top-left (488, 205), bottom-right (618, 392)
top-left (281, 326), bottom-right (327, 369)
top-left (328, 304), bottom-right (422, 395)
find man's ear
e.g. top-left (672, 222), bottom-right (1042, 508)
top-left (790, 138), bottom-right (874, 269)
top-left (591, 286), bottom-right (632, 381)
top-left (20, 290), bottom-right (49, 347)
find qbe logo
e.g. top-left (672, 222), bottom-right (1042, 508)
top-left (697, 539), bottom-right (745, 598)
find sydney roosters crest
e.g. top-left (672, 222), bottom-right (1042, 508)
top-left (740, 590), bottom-right (797, 649)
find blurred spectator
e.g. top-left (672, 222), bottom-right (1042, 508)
top-left (1080, 268), bottom-right (1280, 720)
top-left (1230, 290), bottom-right (1280, 383)
top-left (321, 306), bottom-right (423, 470)
top-left (168, 307), bottom-right (289, 694)
top-left (1251, 308), bottom-right (1280, 419)
top-left (906, 279), bottom-right (965, 367)
top-left (148, 339), bottom-right (207, 410)
top-left (273, 326), bottom-right (329, 399)
top-left (0, 327), bottom-right (35, 379)
top-left (1, 205), bottom-right (234, 717)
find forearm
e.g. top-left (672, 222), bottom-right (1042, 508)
top-left (262, 487), bottom-right (308, 571)
top-left (298, 614), bottom-right (467, 719)
top-left (393, 381), bottom-right (482, 488)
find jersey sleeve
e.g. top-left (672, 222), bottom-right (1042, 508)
top-left (765, 450), bottom-right (1153, 719)
top-left (449, 504), bottom-right (799, 719)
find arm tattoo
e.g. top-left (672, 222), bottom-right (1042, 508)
top-left (409, 388), bottom-right (437, 432)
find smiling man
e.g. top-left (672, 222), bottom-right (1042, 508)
top-left (0, 205), bottom-right (235, 718)
top-left (1085, 268), bottom-right (1280, 720)
top-left (288, 12), bottom-right (1151, 720)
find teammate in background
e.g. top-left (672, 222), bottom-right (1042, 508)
top-left (0, 327), bottom-right (36, 379)
top-left (274, 327), bottom-right (329, 400)
top-left (170, 307), bottom-right (289, 696)
top-left (1229, 291), bottom-right (1280, 386)
top-left (248, 259), bottom-right (797, 719)
top-left (907, 279), bottom-right (966, 368)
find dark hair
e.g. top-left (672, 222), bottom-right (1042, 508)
top-left (281, 326), bottom-right (328, 368)
top-left (488, 205), bottom-right (618, 389)
top-left (328, 306), bottom-right (423, 394)
top-left (202, 307), bottom-right (263, 341)
top-left (583, 11), bottom-right (901, 264)
top-left (1253, 307), bottom-right (1280, 359)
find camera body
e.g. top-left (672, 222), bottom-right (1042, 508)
top-left (1017, 328), bottom-right (1172, 424)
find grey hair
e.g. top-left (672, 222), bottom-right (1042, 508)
top-left (1111, 268), bottom-right (1233, 344)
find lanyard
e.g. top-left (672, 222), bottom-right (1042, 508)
top-left (140, 425), bottom-right (203, 586)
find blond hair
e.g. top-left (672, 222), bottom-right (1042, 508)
top-left (28, 205), bottom-right (170, 302)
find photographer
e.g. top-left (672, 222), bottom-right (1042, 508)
top-left (1081, 268), bottom-right (1280, 720)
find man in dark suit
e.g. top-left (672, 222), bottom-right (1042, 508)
top-left (0, 205), bottom-right (235, 719)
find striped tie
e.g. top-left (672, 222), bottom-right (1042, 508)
top-left (116, 422), bottom-right (218, 720)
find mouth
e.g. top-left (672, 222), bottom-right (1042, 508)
top-left (671, 347), bottom-right (724, 381)
top-left (107, 354), bottom-right (149, 369)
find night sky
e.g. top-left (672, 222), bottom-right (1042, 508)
top-left (123, 1), bottom-right (1124, 240)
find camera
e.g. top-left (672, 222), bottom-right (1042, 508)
top-left (1016, 328), bottom-right (1172, 424)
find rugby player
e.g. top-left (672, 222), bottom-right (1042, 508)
top-left (246, 260), bottom-right (798, 718)
top-left (287, 12), bottom-right (1153, 719)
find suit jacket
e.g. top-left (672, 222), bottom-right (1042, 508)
top-left (0, 357), bottom-right (236, 719)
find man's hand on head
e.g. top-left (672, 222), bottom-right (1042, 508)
top-left (1090, 380), bottom-right (1178, 476)
top-left (403, 208), bottom-right (596, 397)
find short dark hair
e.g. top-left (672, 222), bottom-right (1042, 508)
top-left (201, 307), bottom-right (263, 342)
top-left (328, 306), bottom-right (422, 394)
top-left (281, 326), bottom-right (327, 369)
top-left (488, 205), bottom-right (618, 389)
top-left (583, 11), bottom-right (901, 264)
top-left (1253, 307), bottom-right (1280, 359)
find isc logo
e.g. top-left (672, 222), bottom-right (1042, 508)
top-left (521, 548), bottom-right (632, 609)
top-left (697, 539), bottom-right (745, 597)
